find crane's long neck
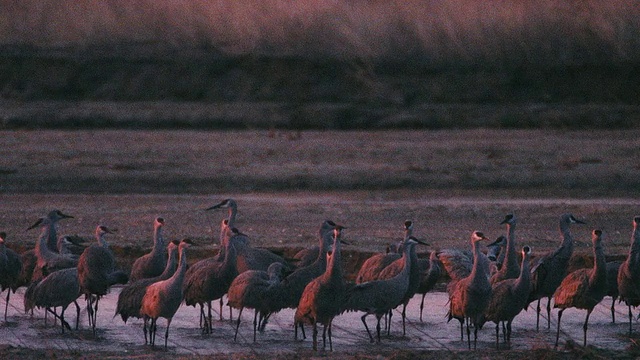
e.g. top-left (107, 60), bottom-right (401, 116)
top-left (559, 218), bottom-right (575, 249)
top-left (151, 225), bottom-right (165, 257)
top-left (590, 240), bottom-right (606, 284)
top-left (46, 219), bottom-right (59, 252)
top-left (469, 240), bottom-right (488, 285)
top-left (96, 232), bottom-right (109, 249)
top-left (504, 223), bottom-right (518, 271)
top-left (227, 205), bottom-right (237, 228)
top-left (514, 254), bottom-right (531, 292)
top-left (326, 236), bottom-right (343, 283)
top-left (36, 225), bottom-right (54, 259)
top-left (170, 246), bottom-right (188, 288)
top-left (160, 247), bottom-right (179, 278)
top-left (629, 223), bottom-right (640, 264)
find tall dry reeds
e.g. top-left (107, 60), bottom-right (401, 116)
top-left (1, 0), bottom-right (639, 66)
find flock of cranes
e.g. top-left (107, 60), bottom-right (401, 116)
top-left (1, 199), bottom-right (640, 352)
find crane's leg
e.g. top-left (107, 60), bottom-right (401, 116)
top-left (555, 309), bottom-right (564, 348)
top-left (583, 308), bottom-right (593, 347)
top-left (376, 314), bottom-right (383, 343)
top-left (312, 322), bottom-right (318, 351)
top-left (328, 319), bottom-right (333, 351)
top-left (536, 298), bottom-right (541, 331)
top-left (164, 318), bottom-right (172, 350)
top-left (495, 322), bottom-right (500, 349)
top-left (322, 323), bottom-right (327, 350)
top-left (502, 321), bottom-right (507, 343)
top-left (74, 300), bottom-right (80, 330)
top-left (252, 309), bottom-right (258, 343)
top-left (143, 316), bottom-right (149, 345)
top-left (361, 313), bottom-right (374, 343)
top-left (402, 303), bottom-right (408, 336)
top-left (629, 305), bottom-right (633, 336)
top-left (420, 293), bottom-right (426, 322)
top-left (611, 296), bottom-right (616, 323)
top-left (387, 309), bottom-right (393, 336)
top-left (506, 320), bottom-right (513, 348)
top-left (4, 290), bottom-right (10, 321)
top-left (466, 318), bottom-right (471, 350)
top-left (92, 296), bottom-right (100, 335)
top-left (546, 297), bottom-right (552, 330)
top-left (234, 307), bottom-right (243, 342)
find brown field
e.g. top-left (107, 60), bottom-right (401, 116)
top-left (1, 128), bottom-right (640, 359)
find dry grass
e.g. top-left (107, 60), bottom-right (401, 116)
top-left (2, 1), bottom-right (639, 66)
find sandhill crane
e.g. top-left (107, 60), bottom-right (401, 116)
top-left (439, 235), bottom-right (504, 284)
top-left (20, 210), bottom-right (74, 287)
top-left (23, 267), bottom-right (81, 333)
top-left (57, 235), bottom-right (85, 257)
top-left (77, 225), bottom-right (129, 335)
top-left (447, 231), bottom-right (491, 350)
top-left (482, 246), bottom-right (532, 349)
top-left (343, 237), bottom-right (422, 343)
top-left (115, 240), bottom-right (180, 329)
top-left (488, 236), bottom-right (507, 266)
top-left (605, 260), bottom-right (622, 323)
top-left (355, 220), bottom-right (413, 284)
top-left (41, 210), bottom-right (74, 252)
top-left (227, 262), bottom-right (287, 342)
top-left (553, 229), bottom-right (607, 347)
top-left (258, 220), bottom-right (338, 331)
top-left (376, 227), bottom-right (428, 336)
top-left (0, 232), bottom-right (22, 320)
top-left (205, 198), bottom-right (239, 262)
top-left (528, 213), bottom-right (585, 331)
top-left (141, 238), bottom-right (192, 349)
top-left (293, 220), bottom-right (340, 269)
top-left (182, 229), bottom-right (239, 334)
top-left (231, 229), bottom-right (291, 275)
top-left (129, 217), bottom-right (167, 282)
top-left (29, 216), bottom-right (79, 281)
top-left (295, 225), bottom-right (347, 351)
top-left (617, 216), bottom-right (640, 335)
top-left (490, 214), bottom-right (519, 285)
top-left (182, 218), bottom-right (233, 330)
top-left (417, 250), bottom-right (442, 322)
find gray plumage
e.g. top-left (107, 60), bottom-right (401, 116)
top-left (227, 262), bottom-right (287, 342)
top-left (232, 230), bottom-right (290, 275)
top-left (21, 210), bottom-right (74, 286)
top-left (292, 220), bottom-right (340, 269)
top-left (617, 216), bottom-right (640, 335)
top-left (447, 231), bottom-right (492, 350)
top-left (355, 220), bottom-right (412, 284)
top-left (182, 230), bottom-right (239, 334)
top-left (482, 246), bottom-right (532, 349)
top-left (115, 240), bottom-right (180, 325)
top-left (0, 232), bottom-right (22, 320)
top-left (77, 225), bottom-right (129, 335)
top-left (23, 267), bottom-right (81, 333)
top-left (31, 216), bottom-right (79, 281)
top-left (490, 214), bottom-right (519, 285)
top-left (205, 198), bottom-right (238, 262)
top-left (294, 226), bottom-right (347, 351)
top-left (263, 220), bottom-right (337, 314)
top-left (129, 217), bottom-right (167, 283)
top-left (376, 232), bottom-right (428, 336)
top-left (141, 239), bottom-right (191, 349)
top-left (343, 238), bottom-right (419, 343)
top-left (528, 213), bottom-right (585, 331)
top-left (553, 229), bottom-right (607, 348)
top-left (417, 250), bottom-right (442, 322)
